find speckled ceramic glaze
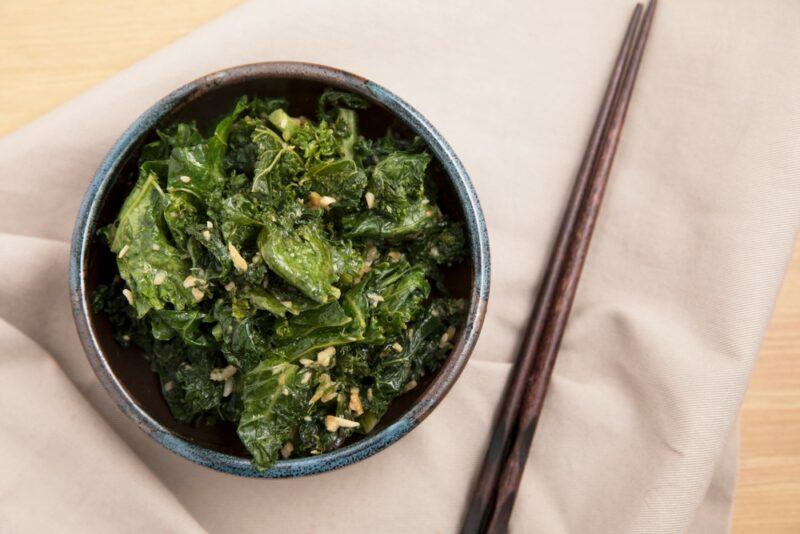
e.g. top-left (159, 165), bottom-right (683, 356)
top-left (70, 62), bottom-right (490, 477)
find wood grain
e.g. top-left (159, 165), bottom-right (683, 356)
top-left (733, 239), bottom-right (800, 533)
top-left (0, 1), bottom-right (796, 531)
top-left (0, 0), bottom-right (245, 136)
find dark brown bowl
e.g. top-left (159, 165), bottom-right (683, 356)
top-left (69, 62), bottom-right (490, 477)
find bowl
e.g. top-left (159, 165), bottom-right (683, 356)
top-left (69, 62), bottom-right (490, 477)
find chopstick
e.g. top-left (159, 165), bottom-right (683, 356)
top-left (462, 2), bottom-right (657, 532)
top-left (461, 7), bottom-right (644, 531)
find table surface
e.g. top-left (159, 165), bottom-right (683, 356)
top-left (2, 1), bottom-right (798, 531)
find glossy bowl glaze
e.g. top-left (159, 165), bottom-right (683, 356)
top-left (70, 62), bottom-right (490, 477)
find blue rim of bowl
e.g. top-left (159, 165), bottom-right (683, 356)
top-left (69, 61), bottom-right (490, 477)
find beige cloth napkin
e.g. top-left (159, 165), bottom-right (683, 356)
top-left (2, 1), bottom-right (799, 532)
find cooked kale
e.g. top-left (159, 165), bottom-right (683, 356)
top-left (95, 91), bottom-right (466, 470)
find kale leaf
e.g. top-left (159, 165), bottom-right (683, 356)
top-left (306, 159), bottom-right (367, 210)
top-left (167, 97), bottom-right (247, 202)
top-left (340, 200), bottom-right (440, 240)
top-left (95, 89), bottom-right (467, 470)
top-left (258, 219), bottom-right (339, 304)
top-left (368, 152), bottom-right (430, 217)
top-left (238, 362), bottom-right (309, 469)
top-left (251, 123), bottom-right (304, 204)
top-left (104, 173), bottom-right (195, 317)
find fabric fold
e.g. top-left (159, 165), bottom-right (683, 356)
top-left (0, 318), bottom-right (206, 533)
top-left (1, 0), bottom-right (798, 532)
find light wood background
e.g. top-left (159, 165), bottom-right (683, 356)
top-left (2, 1), bottom-right (797, 531)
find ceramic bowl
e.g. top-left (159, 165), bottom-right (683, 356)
top-left (69, 62), bottom-right (489, 477)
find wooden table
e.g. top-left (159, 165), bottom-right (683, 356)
top-left (2, 1), bottom-right (797, 531)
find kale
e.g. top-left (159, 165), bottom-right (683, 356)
top-left (149, 309), bottom-right (215, 349)
top-left (95, 90), bottom-right (467, 471)
top-left (258, 219), bottom-right (338, 304)
top-left (238, 362), bottom-right (309, 467)
top-left (360, 298), bottom-right (464, 433)
top-left (369, 152), bottom-right (430, 217)
top-left (317, 89), bottom-right (369, 121)
top-left (366, 259), bottom-right (430, 335)
top-left (102, 173), bottom-right (196, 317)
top-left (167, 97), bottom-right (247, 203)
top-left (250, 122), bottom-right (304, 204)
top-left (306, 159), bottom-right (367, 210)
top-left (317, 89), bottom-right (368, 160)
top-left (408, 220), bottom-right (467, 275)
top-left (340, 200), bottom-right (440, 239)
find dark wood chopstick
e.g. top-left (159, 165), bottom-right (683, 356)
top-left (461, 5), bottom-right (644, 532)
top-left (485, 1), bottom-right (658, 530)
top-left (462, 2), bottom-right (657, 532)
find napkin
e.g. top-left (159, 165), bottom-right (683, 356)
top-left (1, 1), bottom-right (798, 532)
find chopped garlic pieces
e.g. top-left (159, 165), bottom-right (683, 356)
top-left (349, 387), bottom-right (364, 415)
top-left (316, 346), bottom-right (336, 367)
top-left (439, 325), bottom-right (456, 348)
top-left (309, 389), bottom-right (324, 404)
top-left (228, 242), bottom-right (248, 272)
top-left (191, 287), bottom-right (204, 301)
top-left (209, 365), bottom-right (237, 381)
top-left (223, 377), bottom-right (234, 397)
top-left (321, 391), bottom-right (338, 403)
top-left (122, 289), bottom-right (134, 305)
top-left (366, 292), bottom-right (384, 305)
top-left (325, 415), bottom-right (360, 432)
top-left (309, 374), bottom-right (333, 404)
top-left (117, 244), bottom-right (129, 259)
top-left (308, 191), bottom-right (337, 209)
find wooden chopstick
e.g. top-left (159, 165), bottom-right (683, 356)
top-left (462, 2), bottom-right (657, 532)
top-left (485, 1), bottom-right (657, 530)
top-left (461, 5), bottom-right (645, 532)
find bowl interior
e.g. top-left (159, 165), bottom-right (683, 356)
top-left (84, 75), bottom-right (475, 459)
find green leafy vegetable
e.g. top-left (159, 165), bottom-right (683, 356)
top-left (258, 219), bottom-right (338, 304)
top-left (238, 362), bottom-right (308, 468)
top-left (104, 173), bottom-right (195, 317)
top-left (167, 97), bottom-right (247, 202)
top-left (341, 200), bottom-right (440, 239)
top-left (150, 309), bottom-right (214, 349)
top-left (306, 159), bottom-right (367, 210)
top-left (250, 123), bottom-right (304, 203)
top-left (95, 89), bottom-right (467, 471)
top-left (368, 152), bottom-right (430, 217)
